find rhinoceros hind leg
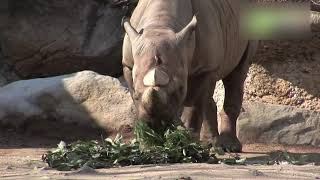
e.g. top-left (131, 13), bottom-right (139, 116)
top-left (217, 46), bottom-right (252, 152)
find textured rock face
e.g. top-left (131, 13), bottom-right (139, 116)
top-left (244, 33), bottom-right (320, 112)
top-left (0, 0), bottom-right (127, 80)
top-left (238, 102), bottom-right (320, 147)
top-left (0, 71), bottom-right (136, 137)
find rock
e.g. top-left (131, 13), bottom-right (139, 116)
top-left (0, 0), bottom-right (129, 80)
top-left (0, 54), bottom-right (19, 87)
top-left (238, 102), bottom-right (320, 147)
top-left (0, 71), bottom-right (136, 137)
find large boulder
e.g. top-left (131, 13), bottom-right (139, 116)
top-left (0, 71), bottom-right (136, 138)
top-left (0, 0), bottom-right (131, 81)
top-left (238, 102), bottom-right (320, 147)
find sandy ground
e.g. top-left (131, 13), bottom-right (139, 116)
top-left (2, 161), bottom-right (320, 180)
top-left (1, 131), bottom-right (320, 180)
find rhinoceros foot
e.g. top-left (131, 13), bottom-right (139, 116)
top-left (212, 133), bottom-right (242, 153)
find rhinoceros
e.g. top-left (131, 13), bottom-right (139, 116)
top-left (122, 0), bottom-right (258, 152)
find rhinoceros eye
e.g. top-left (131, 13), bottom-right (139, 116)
top-left (138, 28), bottom-right (144, 34)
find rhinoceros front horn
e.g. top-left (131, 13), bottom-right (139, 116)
top-left (143, 68), bottom-right (170, 87)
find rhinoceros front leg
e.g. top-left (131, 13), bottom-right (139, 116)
top-left (181, 72), bottom-right (219, 140)
top-left (215, 52), bottom-right (251, 152)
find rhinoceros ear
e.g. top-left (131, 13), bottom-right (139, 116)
top-left (176, 15), bottom-right (197, 42)
top-left (123, 17), bottom-right (139, 42)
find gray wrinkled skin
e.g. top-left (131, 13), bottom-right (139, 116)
top-left (122, 0), bottom-right (258, 152)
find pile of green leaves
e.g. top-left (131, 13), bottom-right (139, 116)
top-left (42, 122), bottom-right (311, 171)
top-left (42, 122), bottom-right (217, 171)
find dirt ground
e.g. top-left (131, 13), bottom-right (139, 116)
top-left (1, 131), bottom-right (320, 180)
top-left (243, 31), bottom-right (320, 111)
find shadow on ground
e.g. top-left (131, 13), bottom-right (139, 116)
top-left (244, 151), bottom-right (320, 166)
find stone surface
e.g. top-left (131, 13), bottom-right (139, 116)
top-left (0, 71), bottom-right (136, 137)
top-left (0, 0), bottom-right (128, 80)
top-left (0, 53), bottom-right (19, 87)
top-left (238, 102), bottom-right (320, 147)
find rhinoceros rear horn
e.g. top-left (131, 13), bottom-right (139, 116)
top-left (176, 15), bottom-right (197, 41)
top-left (123, 18), bottom-right (139, 41)
top-left (143, 68), bottom-right (170, 87)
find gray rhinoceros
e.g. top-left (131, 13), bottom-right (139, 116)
top-left (122, 0), bottom-right (258, 152)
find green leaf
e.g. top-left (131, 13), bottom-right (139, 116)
top-left (235, 158), bottom-right (246, 165)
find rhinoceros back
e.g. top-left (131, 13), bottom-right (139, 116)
top-left (190, 0), bottom-right (249, 79)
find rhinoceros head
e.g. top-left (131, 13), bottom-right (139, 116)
top-left (123, 16), bottom-right (197, 129)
